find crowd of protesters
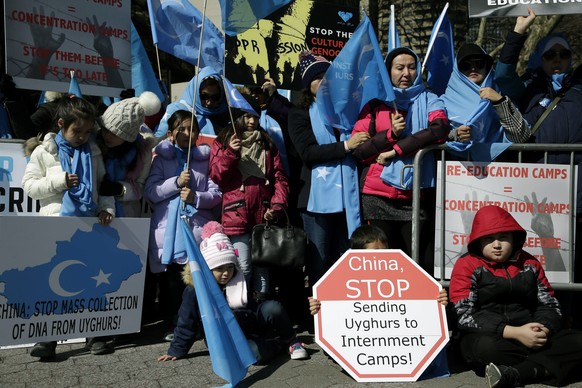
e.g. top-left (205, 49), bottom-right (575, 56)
top-left (2, 7), bottom-right (582, 387)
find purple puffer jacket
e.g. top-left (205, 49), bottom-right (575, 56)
top-left (144, 140), bottom-right (222, 273)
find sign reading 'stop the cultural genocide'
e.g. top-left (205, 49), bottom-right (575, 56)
top-left (225, 0), bottom-right (357, 90)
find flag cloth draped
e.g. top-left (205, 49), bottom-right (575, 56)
top-left (443, 62), bottom-right (512, 161)
top-left (68, 71), bottom-right (82, 97)
top-left (423, 3), bottom-right (454, 96)
top-left (218, 0), bottom-right (292, 36)
top-left (147, 0), bottom-right (224, 72)
top-left (316, 15), bottom-right (395, 132)
top-left (131, 22), bottom-right (165, 102)
top-left (222, 77), bottom-right (258, 116)
top-left (180, 217), bottom-right (256, 388)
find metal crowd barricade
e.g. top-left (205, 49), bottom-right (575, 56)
top-left (411, 143), bottom-right (582, 291)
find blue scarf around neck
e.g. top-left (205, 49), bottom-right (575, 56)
top-left (380, 64), bottom-right (443, 190)
top-left (55, 131), bottom-right (97, 217)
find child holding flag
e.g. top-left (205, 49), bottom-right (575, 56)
top-left (144, 109), bottom-right (222, 341)
top-left (158, 221), bottom-right (309, 362)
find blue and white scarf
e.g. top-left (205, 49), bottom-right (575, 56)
top-left (55, 131), bottom-right (97, 216)
top-left (443, 61), bottom-right (511, 161)
top-left (380, 53), bottom-right (443, 190)
top-left (260, 110), bottom-right (289, 176)
top-left (161, 144), bottom-right (198, 265)
top-left (307, 103), bottom-right (360, 236)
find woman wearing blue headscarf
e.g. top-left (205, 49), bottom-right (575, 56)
top-left (155, 67), bottom-right (230, 138)
top-left (351, 47), bottom-right (450, 264)
top-left (443, 43), bottom-right (529, 160)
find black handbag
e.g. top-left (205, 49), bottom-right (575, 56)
top-left (250, 204), bottom-right (306, 269)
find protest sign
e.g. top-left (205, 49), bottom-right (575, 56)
top-left (435, 161), bottom-right (575, 283)
top-left (4, 0), bottom-right (131, 95)
top-left (0, 216), bottom-right (149, 346)
top-left (225, 0), bottom-right (357, 90)
top-left (0, 140), bottom-right (40, 215)
top-left (468, 0), bottom-right (582, 17)
top-left (313, 249), bottom-right (448, 382)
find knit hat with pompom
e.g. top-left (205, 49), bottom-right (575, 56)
top-left (199, 221), bottom-right (247, 308)
top-left (100, 91), bottom-right (161, 142)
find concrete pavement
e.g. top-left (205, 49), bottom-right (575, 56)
top-left (1, 321), bottom-right (576, 388)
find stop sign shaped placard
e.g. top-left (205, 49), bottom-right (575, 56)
top-left (312, 249), bottom-right (449, 382)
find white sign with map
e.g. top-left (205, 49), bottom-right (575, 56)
top-left (0, 216), bottom-right (149, 346)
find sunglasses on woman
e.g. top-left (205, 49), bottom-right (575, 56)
top-left (459, 58), bottom-right (486, 72)
top-left (200, 93), bottom-right (221, 102)
top-left (542, 49), bottom-right (572, 61)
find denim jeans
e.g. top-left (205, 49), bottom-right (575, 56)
top-left (231, 233), bottom-right (269, 294)
top-left (300, 210), bottom-right (350, 291)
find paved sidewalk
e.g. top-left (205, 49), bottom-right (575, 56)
top-left (0, 322), bottom-right (579, 387)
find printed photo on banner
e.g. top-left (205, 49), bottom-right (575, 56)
top-left (4, 0), bottom-right (131, 96)
top-left (225, 0), bottom-right (357, 90)
top-left (434, 161), bottom-right (575, 283)
top-left (313, 249), bottom-right (448, 382)
top-left (0, 140), bottom-right (40, 215)
top-left (468, 0), bottom-right (582, 18)
top-left (0, 216), bottom-right (149, 346)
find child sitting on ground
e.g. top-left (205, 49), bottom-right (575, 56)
top-left (158, 221), bottom-right (309, 363)
top-left (449, 205), bottom-right (582, 387)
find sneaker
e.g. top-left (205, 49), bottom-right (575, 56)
top-left (163, 330), bottom-right (175, 342)
top-left (85, 337), bottom-right (113, 355)
top-left (289, 341), bottom-right (309, 360)
top-left (486, 363), bottom-right (521, 388)
top-left (30, 341), bottom-right (57, 359)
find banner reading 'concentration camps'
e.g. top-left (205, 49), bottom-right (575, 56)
top-left (225, 0), bottom-right (357, 90)
top-left (4, 0), bottom-right (131, 96)
top-left (469, 0), bottom-right (582, 18)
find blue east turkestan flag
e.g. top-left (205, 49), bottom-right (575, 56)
top-left (68, 71), bottom-right (82, 97)
top-left (147, 0), bottom-right (224, 73)
top-left (222, 77), bottom-right (258, 116)
top-left (316, 14), bottom-right (395, 132)
top-left (180, 218), bottom-right (256, 388)
top-left (387, 4), bottom-right (400, 53)
top-left (423, 3), bottom-right (454, 96)
top-left (218, 0), bottom-right (292, 36)
top-left (131, 22), bottom-right (165, 103)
